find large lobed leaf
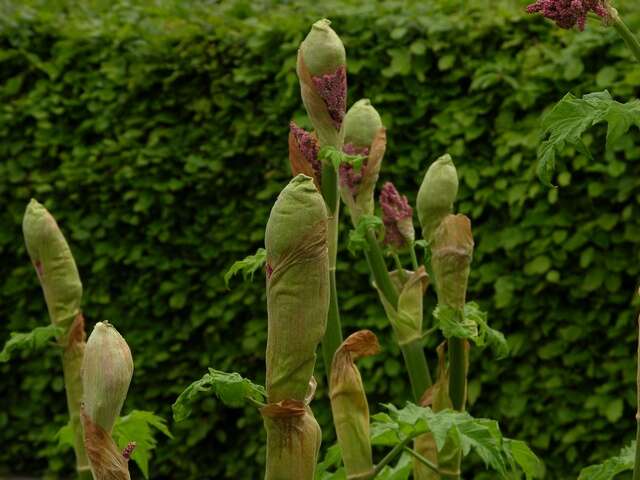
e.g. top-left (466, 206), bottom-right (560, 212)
top-left (578, 442), bottom-right (635, 480)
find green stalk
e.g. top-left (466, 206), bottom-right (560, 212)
top-left (364, 229), bottom-right (433, 399)
top-left (448, 336), bottom-right (467, 412)
top-left (634, 314), bottom-right (640, 480)
top-left (369, 436), bottom-right (414, 479)
top-left (320, 161), bottom-right (343, 377)
top-left (611, 10), bottom-right (640, 63)
top-left (403, 447), bottom-right (440, 475)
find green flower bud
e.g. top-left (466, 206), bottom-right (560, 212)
top-left (82, 321), bottom-right (133, 433)
top-left (22, 199), bottom-right (82, 329)
top-left (265, 174), bottom-right (329, 403)
top-left (343, 99), bottom-right (382, 149)
top-left (416, 155), bottom-right (459, 242)
top-left (299, 19), bottom-right (346, 77)
top-left (431, 214), bottom-right (474, 310)
top-left (330, 330), bottom-right (379, 479)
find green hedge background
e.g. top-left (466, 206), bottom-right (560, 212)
top-left (1, 0), bottom-right (640, 478)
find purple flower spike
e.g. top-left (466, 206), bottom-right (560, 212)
top-left (338, 144), bottom-right (370, 196)
top-left (526, 0), bottom-right (609, 31)
top-left (289, 122), bottom-right (322, 183)
top-left (380, 182), bottom-right (415, 249)
top-left (312, 65), bottom-right (347, 129)
top-left (122, 441), bottom-right (136, 461)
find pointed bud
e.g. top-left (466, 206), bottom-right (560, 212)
top-left (289, 122), bottom-right (322, 189)
top-left (431, 215), bottom-right (474, 309)
top-left (339, 100), bottom-right (386, 224)
top-left (330, 331), bottom-right (379, 479)
top-left (416, 154), bottom-right (459, 243)
top-left (380, 182), bottom-right (415, 249)
top-left (22, 199), bottom-right (82, 329)
top-left (82, 321), bottom-right (133, 433)
top-left (297, 19), bottom-right (347, 147)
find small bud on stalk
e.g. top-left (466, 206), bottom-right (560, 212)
top-left (416, 154), bottom-right (459, 243)
top-left (297, 19), bottom-right (347, 147)
top-left (526, 0), bottom-right (610, 31)
top-left (330, 330), bottom-right (379, 480)
top-left (431, 214), bottom-right (474, 310)
top-left (380, 182), bottom-right (415, 249)
top-left (82, 321), bottom-right (134, 480)
top-left (339, 99), bottom-right (386, 224)
top-left (289, 122), bottom-right (322, 190)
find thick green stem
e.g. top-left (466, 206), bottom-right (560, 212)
top-left (364, 229), bottom-right (432, 399)
top-left (612, 11), bottom-right (640, 63)
top-left (320, 161), bottom-right (343, 377)
top-left (448, 335), bottom-right (467, 412)
top-left (634, 314), bottom-right (640, 480)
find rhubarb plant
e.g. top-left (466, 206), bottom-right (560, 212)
top-left (527, 1), bottom-right (640, 478)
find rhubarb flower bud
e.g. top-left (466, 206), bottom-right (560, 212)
top-left (297, 19), bottom-right (347, 147)
top-left (526, 0), bottom-right (610, 31)
top-left (22, 199), bottom-right (82, 329)
top-left (380, 182), bottom-right (415, 249)
top-left (82, 321), bottom-right (133, 480)
top-left (339, 99), bottom-right (386, 224)
top-left (289, 122), bottom-right (322, 190)
top-left (330, 330), bottom-right (379, 480)
top-left (265, 174), bottom-right (329, 402)
top-left (431, 215), bottom-right (474, 310)
top-left (416, 154), bottom-right (458, 243)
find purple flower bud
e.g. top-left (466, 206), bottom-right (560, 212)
top-left (289, 122), bottom-right (322, 188)
top-left (338, 144), bottom-right (370, 196)
top-left (380, 182), bottom-right (415, 249)
top-left (312, 65), bottom-right (347, 130)
top-left (526, 0), bottom-right (609, 31)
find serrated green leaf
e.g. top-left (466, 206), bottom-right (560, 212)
top-left (504, 439), bottom-right (546, 480)
top-left (0, 324), bottom-right (63, 362)
top-left (223, 248), bottom-right (266, 287)
top-left (578, 441), bottom-right (634, 480)
top-left (314, 444), bottom-right (346, 480)
top-left (112, 410), bottom-right (172, 479)
top-left (172, 369), bottom-right (266, 422)
top-left (318, 145), bottom-right (366, 172)
top-left (347, 215), bottom-right (384, 256)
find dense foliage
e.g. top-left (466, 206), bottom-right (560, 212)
top-left (1, 0), bottom-right (640, 478)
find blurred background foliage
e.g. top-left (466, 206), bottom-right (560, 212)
top-left (1, 0), bottom-right (639, 478)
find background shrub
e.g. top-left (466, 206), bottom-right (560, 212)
top-left (1, 0), bottom-right (640, 478)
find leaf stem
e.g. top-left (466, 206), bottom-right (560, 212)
top-left (410, 244), bottom-right (419, 271)
top-left (611, 10), bottom-right (640, 63)
top-left (320, 161), bottom-right (343, 378)
top-left (633, 313), bottom-right (640, 480)
top-left (369, 436), bottom-right (415, 478)
top-left (449, 334), bottom-right (468, 411)
top-left (403, 446), bottom-right (441, 474)
top-left (392, 252), bottom-right (408, 282)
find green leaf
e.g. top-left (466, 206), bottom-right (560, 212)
top-left (172, 369), bottom-right (266, 422)
top-left (318, 145), bottom-right (366, 172)
top-left (433, 303), bottom-right (509, 359)
top-left (314, 444), bottom-right (347, 480)
top-left (578, 441), bottom-right (635, 480)
top-left (504, 439), bottom-right (546, 480)
top-left (112, 410), bottom-right (172, 479)
top-left (223, 248), bottom-right (266, 287)
top-left (0, 324), bottom-right (63, 362)
top-left (536, 90), bottom-right (640, 186)
top-left (55, 422), bottom-right (74, 449)
top-left (347, 215), bottom-right (384, 256)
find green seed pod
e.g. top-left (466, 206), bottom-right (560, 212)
top-left (299, 19), bottom-right (346, 77)
top-left (330, 330), bottom-right (379, 480)
top-left (22, 198), bottom-right (82, 329)
top-left (265, 174), bottom-right (329, 402)
top-left (343, 99), bottom-right (382, 149)
top-left (431, 214), bottom-right (474, 310)
top-left (82, 321), bottom-right (133, 433)
top-left (416, 155), bottom-right (459, 242)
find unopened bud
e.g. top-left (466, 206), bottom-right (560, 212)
top-left (343, 99), bottom-right (382, 150)
top-left (417, 155), bottom-right (459, 243)
top-left (380, 182), bottom-right (415, 249)
top-left (289, 122), bottom-right (322, 189)
top-left (82, 321), bottom-right (133, 433)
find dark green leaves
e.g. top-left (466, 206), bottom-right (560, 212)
top-left (0, 324), bottom-right (62, 362)
top-left (433, 302), bottom-right (509, 359)
top-left (578, 442), bottom-right (635, 480)
top-left (371, 403), bottom-right (544, 479)
top-left (172, 369), bottom-right (266, 422)
top-left (537, 91), bottom-right (640, 186)
top-left (348, 215), bottom-right (384, 255)
top-left (224, 248), bottom-right (266, 287)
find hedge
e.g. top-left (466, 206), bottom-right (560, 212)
top-left (1, 0), bottom-right (640, 478)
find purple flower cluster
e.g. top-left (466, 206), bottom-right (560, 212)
top-left (312, 65), bottom-right (347, 129)
top-left (289, 122), bottom-right (322, 182)
top-left (526, 0), bottom-right (609, 31)
top-left (338, 143), bottom-right (370, 196)
top-left (122, 441), bottom-right (137, 461)
top-left (380, 182), bottom-right (413, 249)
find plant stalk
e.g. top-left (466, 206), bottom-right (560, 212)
top-left (320, 161), bottom-right (343, 377)
top-left (611, 10), bottom-right (640, 63)
top-left (403, 447), bottom-right (440, 474)
top-left (634, 313), bottom-right (640, 480)
top-left (448, 335), bottom-right (467, 412)
top-left (364, 229), bottom-right (433, 399)
top-left (369, 436), bottom-right (414, 479)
